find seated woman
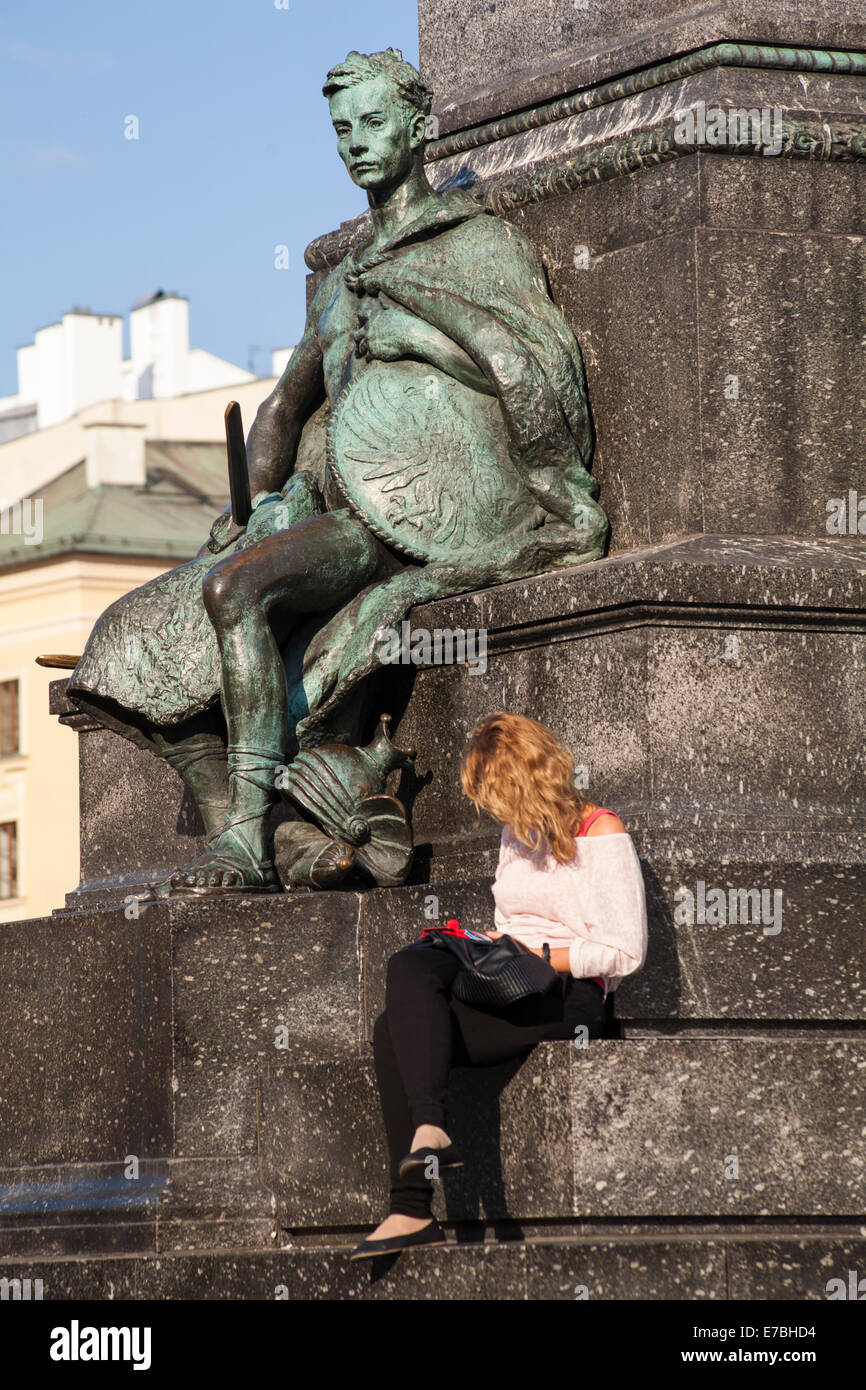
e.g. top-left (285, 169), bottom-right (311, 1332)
top-left (353, 709), bottom-right (648, 1259)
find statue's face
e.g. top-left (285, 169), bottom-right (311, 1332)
top-left (329, 75), bottom-right (425, 192)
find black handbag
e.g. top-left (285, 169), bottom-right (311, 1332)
top-left (419, 919), bottom-right (561, 1007)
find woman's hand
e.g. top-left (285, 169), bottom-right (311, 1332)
top-left (487, 930), bottom-right (571, 971)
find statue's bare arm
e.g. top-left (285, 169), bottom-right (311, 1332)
top-left (355, 297), bottom-right (495, 396)
top-left (203, 275), bottom-right (335, 555)
top-left (245, 275), bottom-right (337, 496)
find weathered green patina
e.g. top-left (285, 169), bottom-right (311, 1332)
top-left (66, 47), bottom-right (607, 895)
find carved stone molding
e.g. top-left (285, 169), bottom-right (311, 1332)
top-left (425, 42), bottom-right (866, 163)
top-left (306, 111), bottom-right (866, 269)
top-left (305, 41), bottom-right (866, 271)
top-left (482, 111), bottom-right (866, 216)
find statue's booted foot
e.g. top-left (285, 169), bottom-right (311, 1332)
top-left (143, 817), bottom-right (282, 898)
top-left (309, 838), bottom-right (356, 889)
top-left (272, 819), bottom-right (357, 890)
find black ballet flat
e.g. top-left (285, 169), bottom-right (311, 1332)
top-left (397, 1143), bottom-right (464, 1181)
top-left (349, 1216), bottom-right (446, 1261)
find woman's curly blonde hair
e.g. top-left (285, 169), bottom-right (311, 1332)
top-left (460, 711), bottom-right (590, 863)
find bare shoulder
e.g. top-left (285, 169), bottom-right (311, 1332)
top-left (585, 812), bottom-right (628, 837)
top-left (310, 263), bottom-right (344, 318)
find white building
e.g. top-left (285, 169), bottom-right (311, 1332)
top-left (271, 346), bottom-right (295, 377)
top-left (0, 293), bottom-right (299, 921)
top-left (0, 291), bottom-right (260, 444)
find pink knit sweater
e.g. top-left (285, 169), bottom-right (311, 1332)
top-left (491, 825), bottom-right (648, 998)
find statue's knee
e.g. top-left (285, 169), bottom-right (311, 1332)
top-left (202, 564), bottom-right (247, 622)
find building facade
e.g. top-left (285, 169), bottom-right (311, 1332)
top-left (0, 368), bottom-right (284, 922)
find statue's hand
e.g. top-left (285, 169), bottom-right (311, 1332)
top-left (354, 304), bottom-right (422, 363)
top-left (206, 506), bottom-right (245, 554)
top-left (345, 265), bottom-right (385, 297)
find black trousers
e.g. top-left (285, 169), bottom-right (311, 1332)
top-left (371, 939), bottom-right (607, 1219)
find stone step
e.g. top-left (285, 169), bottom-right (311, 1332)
top-left (4, 862), bottom-right (861, 1145)
top-left (361, 863), bottom-right (866, 1027)
top-left (0, 1157), bottom-right (273, 1260)
top-left (259, 1038), bottom-right (866, 1230)
top-left (2, 1229), bottom-right (865, 1300)
top-left (3, 894), bottom-right (863, 1253)
top-left (0, 895), bottom-right (363, 1171)
top-left (2, 871), bottom-right (863, 1173)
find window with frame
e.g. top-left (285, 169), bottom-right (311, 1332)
top-left (0, 821), bottom-right (17, 898)
top-left (0, 680), bottom-right (19, 756)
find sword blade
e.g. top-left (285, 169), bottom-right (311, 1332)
top-left (224, 400), bottom-right (252, 528)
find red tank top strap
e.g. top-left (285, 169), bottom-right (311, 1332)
top-left (576, 808), bottom-right (616, 837)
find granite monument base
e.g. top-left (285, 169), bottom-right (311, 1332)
top-left (1, 537), bottom-right (864, 1298)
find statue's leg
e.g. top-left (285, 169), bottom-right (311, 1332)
top-left (151, 712), bottom-right (229, 841)
top-left (154, 511), bottom-right (391, 894)
top-left (68, 689), bottom-right (230, 842)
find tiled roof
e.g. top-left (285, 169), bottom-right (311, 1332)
top-left (0, 443), bottom-right (230, 570)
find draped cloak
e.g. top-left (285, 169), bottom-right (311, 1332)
top-left (67, 192), bottom-right (607, 754)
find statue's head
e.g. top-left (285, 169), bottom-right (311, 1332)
top-left (323, 48), bottom-right (433, 193)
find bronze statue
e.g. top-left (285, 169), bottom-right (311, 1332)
top-left (66, 48), bottom-right (607, 896)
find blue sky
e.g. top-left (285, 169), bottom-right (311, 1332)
top-left (0, 0), bottom-right (419, 396)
